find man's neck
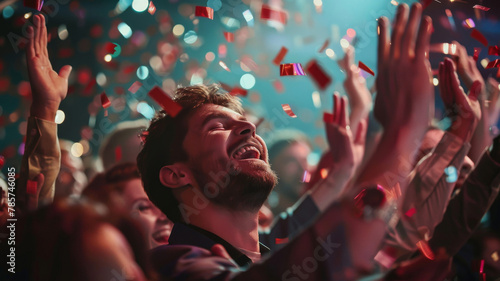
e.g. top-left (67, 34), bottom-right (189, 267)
top-left (187, 203), bottom-right (261, 252)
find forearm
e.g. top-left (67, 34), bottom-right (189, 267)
top-left (468, 104), bottom-right (492, 163)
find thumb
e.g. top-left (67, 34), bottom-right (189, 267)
top-left (469, 80), bottom-right (482, 101)
top-left (58, 65), bottom-right (72, 80)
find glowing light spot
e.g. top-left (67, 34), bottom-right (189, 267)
top-left (24, 12), bottom-right (32, 19)
top-left (172, 24), bottom-right (185, 37)
top-left (58, 24), bottom-right (68, 40)
top-left (71, 143), bottom-right (84, 157)
top-left (149, 55), bottom-right (162, 71)
top-left (444, 166), bottom-right (458, 183)
top-left (480, 59), bottom-right (489, 69)
top-left (55, 110), bottom-right (65, 124)
top-left (242, 9), bottom-right (254, 26)
top-left (346, 28), bottom-right (356, 38)
top-left (302, 170), bottom-right (311, 183)
top-left (132, 0), bottom-right (149, 12)
top-left (207, 0), bottom-right (222, 11)
top-left (312, 91), bottom-right (321, 108)
top-left (390, 0), bottom-right (399, 6)
top-left (118, 22), bottom-right (133, 39)
top-left (240, 73), bottom-right (256, 90)
top-left (3, 6), bottom-right (14, 19)
top-left (136, 66), bottom-right (149, 80)
top-left (320, 168), bottom-right (329, 179)
top-left (104, 54), bottom-right (112, 62)
top-left (340, 38), bottom-right (350, 49)
top-left (313, 0), bottom-right (322, 6)
top-left (205, 52), bottom-right (215, 62)
top-left (183, 30), bottom-right (198, 44)
top-left (219, 61), bottom-right (230, 72)
top-left (96, 72), bottom-right (107, 87)
top-left (433, 78), bottom-right (439, 86)
top-left (325, 48), bottom-right (335, 59)
top-left (492, 251), bottom-right (499, 262)
top-left (190, 73), bottom-right (203, 85)
top-left (137, 102), bottom-right (155, 119)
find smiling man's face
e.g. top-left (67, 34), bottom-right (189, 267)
top-left (182, 104), bottom-right (277, 212)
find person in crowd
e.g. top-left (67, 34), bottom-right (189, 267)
top-left (266, 129), bottom-right (313, 215)
top-left (83, 162), bottom-right (174, 249)
top-left (54, 139), bottom-right (88, 199)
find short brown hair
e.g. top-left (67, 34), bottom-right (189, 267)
top-left (136, 84), bottom-right (243, 222)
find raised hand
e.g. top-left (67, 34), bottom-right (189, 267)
top-left (338, 46), bottom-right (372, 135)
top-left (439, 57), bottom-right (481, 142)
top-left (374, 4), bottom-right (434, 132)
top-left (486, 77), bottom-right (500, 127)
top-left (324, 94), bottom-right (367, 182)
top-left (452, 41), bottom-right (485, 93)
top-left (26, 14), bottom-right (72, 121)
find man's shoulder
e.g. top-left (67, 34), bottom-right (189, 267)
top-left (150, 245), bottom-right (241, 281)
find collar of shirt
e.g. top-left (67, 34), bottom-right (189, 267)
top-left (168, 223), bottom-right (270, 268)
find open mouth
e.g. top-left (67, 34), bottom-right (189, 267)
top-left (232, 145), bottom-right (262, 161)
top-left (152, 229), bottom-right (171, 244)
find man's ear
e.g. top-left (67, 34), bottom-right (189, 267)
top-left (159, 163), bottom-right (193, 188)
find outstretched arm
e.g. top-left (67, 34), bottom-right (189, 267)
top-left (18, 14), bottom-right (72, 210)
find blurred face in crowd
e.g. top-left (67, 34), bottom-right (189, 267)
top-left (271, 141), bottom-right (311, 199)
top-left (122, 178), bottom-right (173, 248)
top-left (56, 149), bottom-right (87, 198)
top-left (419, 129), bottom-right (474, 188)
top-left (182, 104), bottom-right (278, 212)
top-left (82, 223), bottom-right (147, 281)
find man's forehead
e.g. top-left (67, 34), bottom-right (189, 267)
top-left (191, 104), bottom-right (244, 125)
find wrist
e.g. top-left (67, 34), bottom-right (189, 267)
top-left (30, 102), bottom-right (60, 122)
top-left (448, 119), bottom-right (477, 143)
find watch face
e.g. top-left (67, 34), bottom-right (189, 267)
top-left (354, 184), bottom-right (387, 210)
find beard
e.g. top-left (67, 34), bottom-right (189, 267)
top-left (190, 159), bottom-right (278, 213)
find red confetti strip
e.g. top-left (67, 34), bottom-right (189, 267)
top-left (479, 259), bottom-right (485, 273)
top-left (27, 179), bottom-right (37, 195)
top-left (282, 104), bottom-right (297, 118)
top-left (280, 63), bottom-right (305, 76)
top-left (101, 92), bottom-right (111, 108)
top-left (148, 86), bottom-right (183, 117)
top-left (486, 59), bottom-right (500, 69)
top-left (318, 39), bottom-right (330, 53)
top-left (273, 80), bottom-right (284, 93)
top-left (24, 0), bottom-right (43, 11)
top-left (104, 42), bottom-right (118, 55)
top-left (497, 67), bottom-right (500, 78)
top-left (275, 237), bottom-right (289, 245)
top-left (473, 48), bottom-right (481, 61)
top-left (405, 207), bottom-right (416, 218)
top-left (115, 146), bottom-right (122, 162)
top-left (229, 87), bottom-right (248, 97)
top-left (305, 60), bottom-right (332, 91)
top-left (260, 4), bottom-right (287, 25)
top-left (0, 155), bottom-right (4, 170)
top-left (224, 32), bottom-right (234, 43)
top-left (273, 47), bottom-right (288, 66)
top-left (471, 29), bottom-right (488, 47)
top-left (420, 0), bottom-right (433, 10)
top-left (129, 81), bottom-right (142, 94)
top-left (148, 1), bottom-right (156, 15)
top-left (195, 6), bottom-right (214, 20)
top-left (489, 46), bottom-right (500, 56)
top-left (473, 5), bottom-right (490, 11)
top-left (219, 61), bottom-right (231, 72)
top-left (358, 61), bottom-right (375, 76)
top-left (323, 112), bottom-right (334, 123)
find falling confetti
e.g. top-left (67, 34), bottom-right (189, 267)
top-left (148, 86), bottom-right (183, 117)
top-left (195, 6), bottom-right (214, 20)
top-left (473, 5), bottom-right (490, 11)
top-left (0, 156), bottom-right (4, 170)
top-left (318, 39), bottom-right (330, 53)
top-left (26, 179), bottom-right (37, 195)
top-left (128, 81), bottom-right (142, 94)
top-left (473, 48), bottom-right (481, 61)
top-left (323, 112), bottom-right (334, 124)
top-left (305, 60), bottom-right (332, 91)
top-left (104, 42), bottom-right (118, 55)
top-left (416, 240), bottom-right (435, 260)
top-left (224, 32), bottom-right (234, 42)
top-left (273, 47), bottom-right (288, 66)
top-left (486, 59), bottom-right (500, 69)
top-left (405, 207), bottom-right (416, 218)
top-left (471, 29), bottom-right (488, 47)
top-left (229, 87), bottom-right (248, 97)
top-left (444, 166), bottom-right (458, 183)
top-left (273, 79), bottom-right (284, 93)
top-left (260, 4), bottom-right (287, 25)
top-left (462, 18), bottom-right (475, 29)
top-left (280, 63), bottom-right (305, 76)
top-left (219, 61), bottom-right (231, 72)
top-left (358, 61), bottom-right (375, 76)
top-left (101, 93), bottom-right (111, 108)
top-left (148, 1), bottom-right (156, 15)
top-left (282, 104), bottom-right (297, 118)
top-left (24, 0), bottom-right (44, 11)
top-left (489, 46), bottom-right (500, 56)
top-left (275, 237), bottom-right (289, 245)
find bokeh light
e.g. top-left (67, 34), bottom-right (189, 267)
top-left (136, 66), bottom-right (149, 80)
top-left (240, 74), bottom-right (256, 90)
top-left (132, 0), bottom-right (149, 12)
top-left (55, 110), bottom-right (65, 124)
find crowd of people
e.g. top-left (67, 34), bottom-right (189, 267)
top-left (1, 3), bottom-right (500, 280)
